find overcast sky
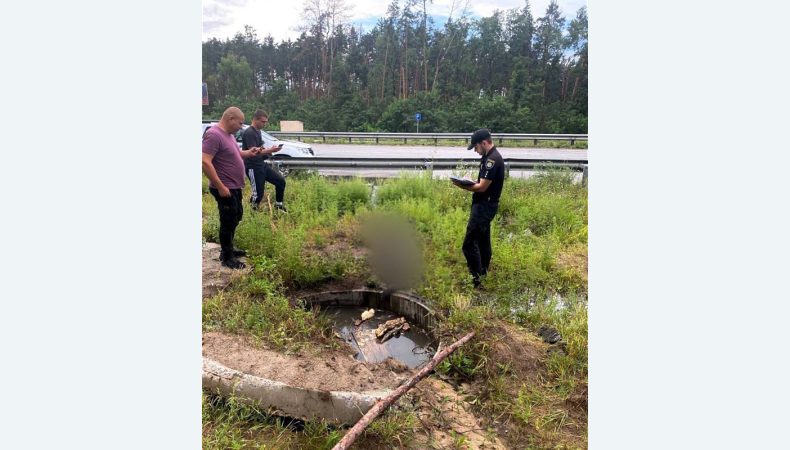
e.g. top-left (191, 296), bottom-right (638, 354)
top-left (203, 0), bottom-right (587, 43)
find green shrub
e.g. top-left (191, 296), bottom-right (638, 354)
top-left (335, 179), bottom-right (371, 215)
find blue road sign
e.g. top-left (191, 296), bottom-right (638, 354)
top-left (415, 112), bottom-right (422, 122)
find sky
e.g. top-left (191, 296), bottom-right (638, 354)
top-left (202, 0), bottom-right (587, 43)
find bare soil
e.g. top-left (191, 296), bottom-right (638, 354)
top-left (202, 331), bottom-right (413, 392)
top-left (202, 243), bottom-right (251, 299)
top-left (486, 321), bottom-right (548, 384)
top-left (474, 321), bottom-right (588, 449)
top-left (201, 235), bottom-right (588, 448)
top-left (410, 377), bottom-right (507, 449)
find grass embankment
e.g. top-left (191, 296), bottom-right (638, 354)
top-left (202, 169), bottom-right (588, 449)
top-left (281, 137), bottom-right (588, 150)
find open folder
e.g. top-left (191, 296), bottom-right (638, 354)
top-left (450, 176), bottom-right (475, 186)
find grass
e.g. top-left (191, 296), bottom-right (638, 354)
top-left (203, 392), bottom-right (420, 450)
top-left (202, 169), bottom-right (588, 448)
top-left (203, 393), bottom-right (341, 450)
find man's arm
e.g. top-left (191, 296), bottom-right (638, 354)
top-left (257, 145), bottom-right (282, 155)
top-left (240, 148), bottom-right (262, 159)
top-left (452, 155), bottom-right (501, 192)
top-left (202, 152), bottom-right (230, 197)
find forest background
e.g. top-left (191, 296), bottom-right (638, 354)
top-left (202, 0), bottom-right (588, 134)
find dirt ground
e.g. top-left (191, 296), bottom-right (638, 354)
top-left (408, 377), bottom-right (508, 449)
top-left (202, 331), bottom-right (412, 392)
top-left (202, 322), bottom-right (586, 449)
top-left (202, 242), bottom-right (250, 299)
top-left (473, 322), bottom-right (588, 449)
top-left (202, 244), bottom-right (587, 448)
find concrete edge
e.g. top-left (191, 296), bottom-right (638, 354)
top-left (202, 357), bottom-right (390, 425)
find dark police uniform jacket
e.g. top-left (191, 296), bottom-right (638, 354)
top-left (466, 146), bottom-right (505, 234)
top-left (473, 147), bottom-right (505, 204)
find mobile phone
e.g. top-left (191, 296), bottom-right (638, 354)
top-left (277, 143), bottom-right (284, 148)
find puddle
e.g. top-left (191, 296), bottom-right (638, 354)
top-left (507, 291), bottom-right (588, 318)
top-left (325, 306), bottom-right (436, 369)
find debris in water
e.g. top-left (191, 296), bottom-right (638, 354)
top-left (361, 308), bottom-right (375, 322)
top-left (375, 317), bottom-right (410, 343)
top-left (327, 306), bottom-right (436, 368)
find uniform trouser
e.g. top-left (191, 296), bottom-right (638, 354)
top-left (209, 188), bottom-right (243, 260)
top-left (462, 202), bottom-right (499, 281)
top-left (247, 164), bottom-right (286, 205)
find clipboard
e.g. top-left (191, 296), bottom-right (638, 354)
top-left (450, 176), bottom-right (475, 186)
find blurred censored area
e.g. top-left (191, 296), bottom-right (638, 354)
top-left (360, 213), bottom-right (423, 291)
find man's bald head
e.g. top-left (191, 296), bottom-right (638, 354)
top-left (219, 107), bottom-right (245, 134)
top-left (221, 107), bottom-right (243, 121)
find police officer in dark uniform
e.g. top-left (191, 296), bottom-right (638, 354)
top-left (451, 129), bottom-right (505, 288)
top-left (241, 109), bottom-right (288, 211)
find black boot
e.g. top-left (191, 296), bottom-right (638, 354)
top-left (221, 258), bottom-right (246, 269)
top-left (220, 249), bottom-right (246, 269)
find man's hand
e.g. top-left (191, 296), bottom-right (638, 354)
top-left (254, 145), bottom-right (282, 155)
top-left (218, 184), bottom-right (231, 198)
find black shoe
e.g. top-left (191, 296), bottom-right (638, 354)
top-left (275, 203), bottom-right (288, 213)
top-left (473, 277), bottom-right (482, 289)
top-left (251, 203), bottom-right (261, 211)
top-left (221, 258), bottom-right (246, 269)
top-left (219, 249), bottom-right (244, 260)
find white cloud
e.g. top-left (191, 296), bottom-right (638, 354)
top-left (202, 0), bottom-right (587, 42)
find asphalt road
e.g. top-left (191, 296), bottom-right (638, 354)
top-left (316, 168), bottom-right (584, 182)
top-left (308, 144), bottom-right (587, 161)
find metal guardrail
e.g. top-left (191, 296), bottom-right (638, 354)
top-left (266, 157), bottom-right (588, 185)
top-left (269, 131), bottom-right (588, 145)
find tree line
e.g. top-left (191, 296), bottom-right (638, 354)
top-left (202, 0), bottom-right (587, 134)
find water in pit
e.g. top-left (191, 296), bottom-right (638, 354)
top-left (324, 306), bottom-right (436, 369)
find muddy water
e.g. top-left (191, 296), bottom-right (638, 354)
top-left (324, 306), bottom-right (436, 369)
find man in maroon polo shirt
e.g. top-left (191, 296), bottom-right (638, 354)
top-left (202, 107), bottom-right (263, 269)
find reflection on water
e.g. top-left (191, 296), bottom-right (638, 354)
top-left (507, 291), bottom-right (588, 318)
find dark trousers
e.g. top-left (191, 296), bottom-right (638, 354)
top-left (246, 164), bottom-right (286, 205)
top-left (462, 202), bottom-right (499, 282)
top-left (209, 188), bottom-right (243, 259)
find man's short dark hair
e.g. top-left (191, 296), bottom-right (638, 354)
top-left (253, 109), bottom-right (269, 120)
